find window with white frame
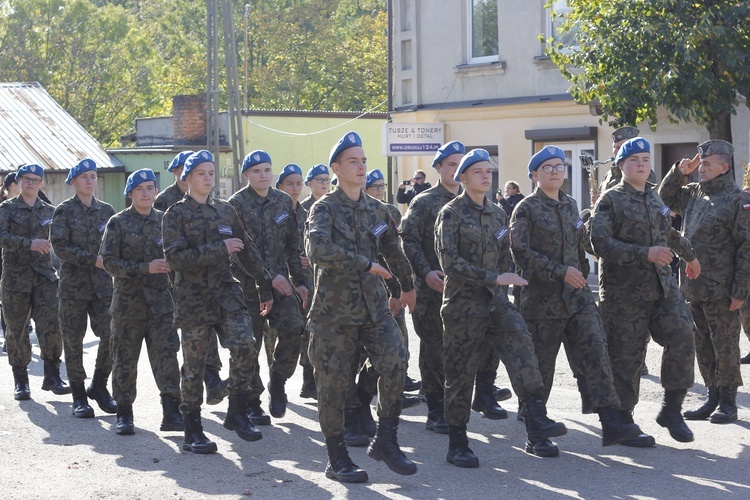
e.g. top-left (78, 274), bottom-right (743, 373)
top-left (467, 0), bottom-right (498, 63)
top-left (547, 0), bottom-right (578, 51)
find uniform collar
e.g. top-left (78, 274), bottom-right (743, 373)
top-left (184, 193), bottom-right (216, 211)
top-left (458, 190), bottom-right (490, 210)
top-left (126, 204), bottom-right (160, 221)
top-left (619, 178), bottom-right (654, 196)
top-left (73, 194), bottom-right (101, 210)
top-left (12, 195), bottom-right (46, 210)
top-left (700, 171), bottom-right (735, 195)
top-left (434, 182), bottom-right (462, 198)
top-left (331, 186), bottom-right (366, 210)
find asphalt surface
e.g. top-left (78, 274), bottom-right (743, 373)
top-left (1, 313), bottom-right (749, 499)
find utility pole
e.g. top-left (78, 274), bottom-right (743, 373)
top-left (206, 0), bottom-right (221, 196)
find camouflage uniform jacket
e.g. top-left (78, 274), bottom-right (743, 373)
top-left (293, 201), bottom-right (314, 290)
top-left (300, 194), bottom-right (318, 212)
top-left (228, 186), bottom-right (305, 287)
top-left (590, 179), bottom-right (695, 302)
top-left (153, 182), bottom-right (186, 212)
top-left (50, 195), bottom-right (115, 300)
top-left (306, 187), bottom-right (414, 325)
top-left (381, 202), bottom-right (403, 298)
top-left (659, 167), bottom-right (750, 302)
top-left (510, 189), bottom-right (594, 319)
top-left (400, 182), bottom-right (460, 303)
top-left (162, 195), bottom-right (272, 328)
top-left (435, 191), bottom-right (510, 318)
top-left (0, 196), bottom-right (57, 292)
top-left (600, 166), bottom-right (656, 192)
top-left (100, 206), bottom-right (173, 320)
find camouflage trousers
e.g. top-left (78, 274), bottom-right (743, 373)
top-left (740, 302), bottom-right (750, 344)
top-left (526, 303), bottom-right (620, 412)
top-left (2, 274), bottom-right (62, 368)
top-left (308, 316), bottom-right (407, 439)
top-left (110, 312), bottom-right (181, 406)
top-left (690, 299), bottom-right (743, 388)
top-left (442, 297), bottom-right (544, 427)
top-left (599, 295), bottom-right (695, 411)
top-left (179, 310), bottom-right (258, 414)
top-left (412, 296), bottom-right (445, 396)
top-left (205, 332), bottom-right (223, 373)
top-left (298, 295), bottom-right (313, 368)
top-left (59, 297), bottom-right (113, 384)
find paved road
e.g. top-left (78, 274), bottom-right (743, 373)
top-left (1, 317), bottom-right (748, 499)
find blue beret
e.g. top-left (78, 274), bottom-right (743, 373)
top-left (305, 164), bottom-right (329, 184)
top-left (331, 175), bottom-right (338, 186)
top-left (242, 150), bottom-right (272, 173)
top-left (3, 172), bottom-right (16, 189)
top-left (454, 149), bottom-right (491, 181)
top-left (366, 169), bottom-right (384, 188)
top-left (16, 163), bottom-right (44, 179)
top-left (180, 150), bottom-right (214, 181)
top-left (66, 158), bottom-right (97, 185)
top-left (276, 163), bottom-right (303, 188)
top-left (124, 168), bottom-right (156, 197)
top-left (528, 146), bottom-right (566, 179)
top-left (432, 141), bottom-right (466, 168)
top-left (615, 137), bottom-right (650, 166)
top-left (329, 131), bottom-right (362, 167)
top-left (168, 151), bottom-right (194, 172)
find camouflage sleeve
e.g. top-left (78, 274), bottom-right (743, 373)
top-left (50, 204), bottom-right (98, 267)
top-left (399, 200), bottom-right (432, 280)
top-left (730, 198), bottom-right (750, 300)
top-left (283, 200), bottom-right (306, 287)
top-left (161, 207), bottom-right (228, 271)
top-left (580, 208), bottom-right (595, 256)
top-left (589, 194), bottom-right (650, 266)
top-left (510, 202), bottom-right (567, 283)
top-left (378, 213), bottom-right (414, 293)
top-left (0, 202), bottom-right (31, 252)
top-left (578, 213), bottom-right (591, 278)
top-left (153, 195), bottom-right (167, 212)
top-left (658, 164), bottom-right (693, 215)
top-left (436, 207), bottom-right (498, 287)
top-left (497, 208), bottom-right (512, 273)
top-left (666, 226), bottom-right (696, 262)
top-left (379, 254), bottom-right (402, 298)
top-left (306, 202), bottom-right (372, 272)
top-left (234, 210), bottom-right (273, 303)
top-left (100, 216), bottom-right (150, 279)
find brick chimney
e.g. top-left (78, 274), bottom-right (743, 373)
top-left (172, 94), bottom-right (207, 146)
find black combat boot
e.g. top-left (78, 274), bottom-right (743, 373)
top-left (12, 366), bottom-right (31, 401)
top-left (41, 359), bottom-right (71, 395)
top-left (683, 387), bottom-right (719, 420)
top-left (402, 394), bottom-right (421, 409)
top-left (446, 425), bottom-right (479, 468)
top-left (325, 435), bottom-right (368, 483)
top-left (618, 409), bottom-right (655, 447)
top-left (524, 395), bottom-right (567, 442)
top-left (223, 394), bottom-right (262, 441)
top-left (115, 405), bottom-right (135, 435)
top-left (86, 369), bottom-right (118, 414)
top-left (424, 392), bottom-right (449, 434)
top-left (343, 409), bottom-right (370, 447)
top-left (656, 389), bottom-right (694, 442)
top-left (493, 386), bottom-right (512, 402)
top-left (516, 400), bottom-right (527, 422)
top-left (300, 365), bottom-right (317, 400)
top-left (268, 371), bottom-right (288, 419)
top-left (471, 371), bottom-right (508, 419)
top-left (404, 375), bottom-right (421, 392)
top-left (525, 439), bottom-right (559, 457)
top-left (741, 352), bottom-right (750, 364)
top-left (204, 369), bottom-right (229, 405)
top-left (160, 395), bottom-right (185, 431)
top-left (247, 399), bottom-right (271, 426)
top-left (367, 417), bottom-right (417, 475)
top-left (709, 386), bottom-right (738, 424)
top-left (70, 382), bottom-right (95, 418)
top-left (598, 406), bottom-right (642, 446)
top-left (356, 388), bottom-right (377, 437)
top-left (183, 410), bottom-right (218, 454)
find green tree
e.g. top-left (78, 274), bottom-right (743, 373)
top-left (546, 0), bottom-right (750, 142)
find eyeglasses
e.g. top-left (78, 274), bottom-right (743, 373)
top-left (370, 183), bottom-right (388, 191)
top-left (313, 178), bottom-right (331, 185)
top-left (539, 164), bottom-right (566, 174)
top-left (19, 176), bottom-right (42, 185)
top-left (414, 176), bottom-right (425, 181)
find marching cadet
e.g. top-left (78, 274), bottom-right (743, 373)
top-left (590, 137), bottom-right (699, 445)
top-left (229, 151), bottom-right (307, 421)
top-left (435, 148), bottom-right (566, 468)
top-left (598, 126), bottom-right (657, 194)
top-left (659, 140), bottom-right (750, 423)
top-left (0, 164), bottom-right (70, 400)
top-left (100, 169), bottom-right (183, 435)
top-left (306, 131), bottom-right (417, 483)
top-left (510, 146), bottom-right (641, 457)
top-left (155, 151), bottom-right (228, 406)
top-left (300, 164), bottom-right (331, 212)
top-left (50, 159), bottom-right (117, 418)
top-left (162, 150), bottom-right (286, 453)
top-left (276, 163), bottom-right (317, 400)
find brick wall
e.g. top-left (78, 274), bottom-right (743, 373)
top-left (172, 94), bottom-right (206, 146)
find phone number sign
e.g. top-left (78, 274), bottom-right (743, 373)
top-left (382, 122), bottom-right (445, 156)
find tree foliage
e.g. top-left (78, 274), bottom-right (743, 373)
top-left (0, 0), bottom-right (387, 146)
top-left (546, 0), bottom-right (750, 141)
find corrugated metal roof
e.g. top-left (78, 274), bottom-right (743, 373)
top-left (0, 82), bottom-right (123, 173)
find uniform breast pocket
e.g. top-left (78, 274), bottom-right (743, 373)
top-left (333, 218), bottom-right (357, 243)
top-left (10, 214), bottom-right (30, 236)
top-left (458, 226), bottom-right (482, 256)
top-left (620, 208), bottom-right (647, 242)
top-left (532, 220), bottom-right (557, 246)
top-left (122, 232), bottom-right (144, 255)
